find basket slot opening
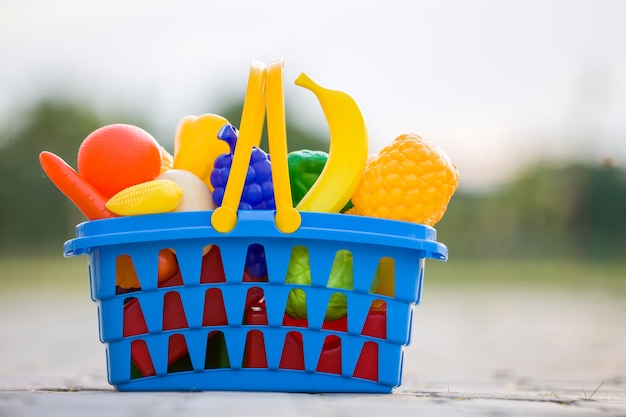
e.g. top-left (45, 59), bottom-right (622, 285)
top-left (279, 331), bottom-right (304, 371)
top-left (202, 288), bottom-right (228, 326)
top-left (370, 257), bottom-right (395, 298)
top-left (321, 313), bottom-right (348, 332)
top-left (328, 249), bottom-right (354, 292)
top-left (205, 331), bottom-right (230, 369)
top-left (324, 291), bottom-right (348, 323)
top-left (243, 330), bottom-right (268, 368)
top-left (155, 249), bottom-right (182, 288)
top-left (116, 254), bottom-right (141, 292)
top-left (243, 287), bottom-right (267, 325)
top-left (281, 308), bottom-right (308, 328)
top-left (219, 243), bottom-right (250, 285)
top-left (130, 339), bottom-right (155, 379)
top-left (244, 243), bottom-right (268, 282)
top-left (162, 291), bottom-right (188, 331)
top-left (123, 297), bottom-right (148, 337)
top-left (362, 301), bottom-right (387, 339)
top-left (199, 245), bottom-right (227, 284)
top-left (352, 341), bottom-right (379, 382)
top-left (284, 288), bottom-right (307, 323)
top-left (316, 335), bottom-right (342, 375)
top-left (167, 334), bottom-right (192, 374)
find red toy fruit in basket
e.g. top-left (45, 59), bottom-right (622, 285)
top-left (77, 124), bottom-right (163, 199)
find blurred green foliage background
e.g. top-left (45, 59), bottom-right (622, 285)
top-left (0, 98), bottom-right (625, 290)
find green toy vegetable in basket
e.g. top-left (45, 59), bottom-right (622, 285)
top-left (285, 246), bottom-right (380, 321)
top-left (287, 150), bottom-right (353, 212)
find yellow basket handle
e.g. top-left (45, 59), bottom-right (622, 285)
top-left (266, 59), bottom-right (301, 233)
top-left (211, 60), bottom-right (301, 234)
top-left (211, 61), bottom-right (267, 233)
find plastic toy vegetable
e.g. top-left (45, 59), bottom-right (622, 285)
top-left (173, 114), bottom-right (230, 191)
top-left (348, 133), bottom-right (459, 226)
top-left (39, 151), bottom-right (115, 220)
top-left (105, 179), bottom-right (183, 216)
top-left (40, 129), bottom-right (181, 289)
top-left (292, 73), bottom-right (368, 213)
top-left (287, 149), bottom-right (352, 212)
top-left (284, 247), bottom-right (356, 321)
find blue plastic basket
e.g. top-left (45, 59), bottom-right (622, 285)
top-left (64, 210), bottom-right (447, 392)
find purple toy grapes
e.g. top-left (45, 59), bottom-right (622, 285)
top-left (210, 123), bottom-right (273, 279)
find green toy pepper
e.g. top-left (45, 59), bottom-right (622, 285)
top-left (287, 150), bottom-right (353, 212)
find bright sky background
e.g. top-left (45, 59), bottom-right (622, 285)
top-left (1, 0), bottom-right (625, 190)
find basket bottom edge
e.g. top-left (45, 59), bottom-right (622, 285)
top-left (112, 370), bottom-right (397, 393)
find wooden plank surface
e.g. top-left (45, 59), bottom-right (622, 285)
top-left (1, 282), bottom-right (624, 416)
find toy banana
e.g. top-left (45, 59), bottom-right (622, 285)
top-left (293, 73), bottom-right (368, 213)
top-left (173, 113), bottom-right (230, 191)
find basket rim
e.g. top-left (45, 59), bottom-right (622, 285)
top-left (63, 210), bottom-right (447, 261)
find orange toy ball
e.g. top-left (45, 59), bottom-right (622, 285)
top-left (77, 124), bottom-right (162, 198)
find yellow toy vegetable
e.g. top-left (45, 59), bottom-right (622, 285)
top-left (105, 179), bottom-right (183, 216)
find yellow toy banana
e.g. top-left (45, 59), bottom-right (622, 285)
top-left (294, 73), bottom-right (368, 213)
top-left (173, 113), bottom-right (230, 191)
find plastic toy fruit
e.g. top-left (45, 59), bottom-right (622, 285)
top-left (77, 124), bottom-right (163, 198)
top-left (284, 246), bottom-right (353, 321)
top-left (293, 73), bottom-right (368, 213)
top-left (348, 133), bottom-right (459, 226)
top-left (210, 124), bottom-right (275, 210)
top-left (210, 124), bottom-right (273, 279)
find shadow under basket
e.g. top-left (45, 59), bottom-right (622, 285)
top-left (64, 210), bottom-right (447, 393)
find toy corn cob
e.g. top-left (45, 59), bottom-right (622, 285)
top-left (105, 179), bottom-right (183, 216)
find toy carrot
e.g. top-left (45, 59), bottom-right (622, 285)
top-left (39, 151), bottom-right (115, 220)
top-left (40, 150), bottom-right (179, 288)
